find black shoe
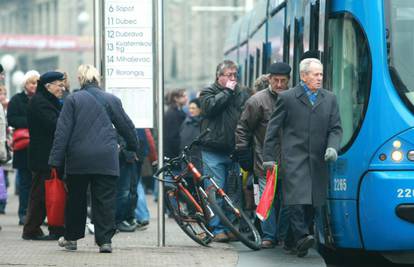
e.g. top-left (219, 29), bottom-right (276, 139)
top-left (117, 220), bottom-right (136, 232)
top-left (99, 243), bottom-right (112, 253)
top-left (127, 219), bottom-right (138, 228)
top-left (22, 233), bottom-right (47, 240)
top-left (138, 220), bottom-right (149, 227)
top-left (296, 235), bottom-right (315, 258)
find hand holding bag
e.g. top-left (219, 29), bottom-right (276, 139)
top-left (256, 164), bottom-right (278, 221)
top-left (45, 168), bottom-right (66, 226)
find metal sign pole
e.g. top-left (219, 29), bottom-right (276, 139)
top-left (154, 0), bottom-right (165, 247)
top-left (93, 0), bottom-right (102, 75)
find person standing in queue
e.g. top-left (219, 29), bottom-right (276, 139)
top-left (23, 71), bottom-right (66, 241)
top-left (7, 70), bottom-right (40, 226)
top-left (262, 58), bottom-right (342, 257)
top-left (199, 60), bottom-right (247, 242)
top-left (235, 62), bottom-right (291, 249)
top-left (49, 64), bottom-right (139, 253)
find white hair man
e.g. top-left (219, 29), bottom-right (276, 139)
top-left (262, 58), bottom-right (342, 257)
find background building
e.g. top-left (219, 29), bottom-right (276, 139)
top-left (164, 0), bottom-right (251, 94)
top-left (0, 0), bottom-right (94, 96)
top-left (0, 0), bottom-right (252, 98)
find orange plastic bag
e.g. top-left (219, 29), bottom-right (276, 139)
top-left (45, 168), bottom-right (66, 226)
top-left (256, 164), bottom-right (278, 221)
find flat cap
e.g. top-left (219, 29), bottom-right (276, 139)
top-left (39, 71), bottom-right (64, 85)
top-left (268, 62), bottom-right (291, 75)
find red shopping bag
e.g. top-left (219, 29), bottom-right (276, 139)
top-left (256, 164), bottom-right (278, 221)
top-left (45, 168), bottom-right (66, 226)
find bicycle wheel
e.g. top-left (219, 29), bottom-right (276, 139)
top-left (207, 187), bottom-right (261, 250)
top-left (165, 187), bottom-right (214, 246)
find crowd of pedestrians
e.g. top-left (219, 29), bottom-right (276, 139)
top-left (0, 53), bottom-right (342, 258)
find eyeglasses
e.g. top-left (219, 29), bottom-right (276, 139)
top-left (50, 82), bottom-right (65, 88)
top-left (221, 72), bottom-right (238, 78)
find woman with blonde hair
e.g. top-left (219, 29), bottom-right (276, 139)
top-left (49, 64), bottom-right (139, 253)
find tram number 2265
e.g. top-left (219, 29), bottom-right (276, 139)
top-left (333, 178), bottom-right (347, 191)
top-left (397, 188), bottom-right (414, 198)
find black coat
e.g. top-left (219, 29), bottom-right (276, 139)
top-left (48, 83), bottom-right (139, 176)
top-left (27, 85), bottom-right (62, 172)
top-left (263, 85), bottom-right (342, 206)
top-left (164, 106), bottom-right (186, 158)
top-left (199, 82), bottom-right (247, 154)
top-left (7, 91), bottom-right (30, 169)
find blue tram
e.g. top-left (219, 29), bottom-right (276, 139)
top-left (224, 0), bottom-right (414, 263)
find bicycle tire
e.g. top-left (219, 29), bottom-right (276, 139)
top-left (165, 187), bottom-right (213, 246)
top-left (207, 187), bottom-right (261, 250)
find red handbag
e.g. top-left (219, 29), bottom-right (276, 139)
top-left (45, 168), bottom-right (66, 226)
top-left (12, 128), bottom-right (30, 151)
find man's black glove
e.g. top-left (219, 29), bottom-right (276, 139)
top-left (234, 148), bottom-right (253, 172)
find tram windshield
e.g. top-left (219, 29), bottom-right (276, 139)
top-left (385, 0), bottom-right (414, 105)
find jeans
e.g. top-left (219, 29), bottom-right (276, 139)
top-left (135, 180), bottom-right (150, 223)
top-left (115, 161), bottom-right (135, 224)
top-left (126, 162), bottom-right (141, 221)
top-left (202, 150), bottom-right (239, 235)
top-left (17, 168), bottom-right (32, 224)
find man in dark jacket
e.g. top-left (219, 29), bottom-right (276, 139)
top-left (263, 58), bottom-right (342, 257)
top-left (199, 60), bottom-right (246, 242)
top-left (7, 70), bottom-right (39, 225)
top-left (49, 64), bottom-right (139, 253)
top-left (23, 71), bottom-right (65, 240)
top-left (235, 62), bottom-right (291, 248)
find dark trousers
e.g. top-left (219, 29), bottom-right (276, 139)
top-left (17, 168), bottom-right (32, 223)
top-left (23, 171), bottom-right (64, 236)
top-left (288, 204), bottom-right (313, 244)
top-left (65, 174), bottom-right (118, 246)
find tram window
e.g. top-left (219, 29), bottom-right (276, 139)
top-left (385, 0), bottom-right (414, 110)
top-left (326, 14), bottom-right (371, 150)
top-left (256, 48), bottom-right (261, 78)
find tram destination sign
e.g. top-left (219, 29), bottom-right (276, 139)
top-left (104, 0), bottom-right (153, 128)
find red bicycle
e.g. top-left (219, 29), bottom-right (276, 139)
top-left (154, 129), bottom-right (261, 249)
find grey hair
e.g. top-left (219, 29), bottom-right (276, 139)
top-left (215, 60), bottom-right (238, 78)
top-left (77, 64), bottom-right (100, 87)
top-left (299, 58), bottom-right (323, 74)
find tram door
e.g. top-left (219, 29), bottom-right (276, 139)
top-left (287, 0), bottom-right (328, 86)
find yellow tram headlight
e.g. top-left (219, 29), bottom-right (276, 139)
top-left (391, 150), bottom-right (403, 162)
top-left (393, 140), bottom-right (402, 149)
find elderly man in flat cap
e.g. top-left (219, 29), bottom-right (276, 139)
top-left (235, 62), bottom-right (291, 249)
top-left (23, 71), bottom-right (66, 240)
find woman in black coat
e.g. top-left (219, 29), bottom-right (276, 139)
top-left (23, 71), bottom-right (65, 240)
top-left (7, 70), bottom-right (39, 225)
top-left (49, 64), bottom-right (139, 253)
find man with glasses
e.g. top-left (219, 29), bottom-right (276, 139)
top-left (199, 60), bottom-right (247, 242)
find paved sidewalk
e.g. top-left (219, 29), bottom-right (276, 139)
top-left (0, 174), bottom-right (237, 267)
